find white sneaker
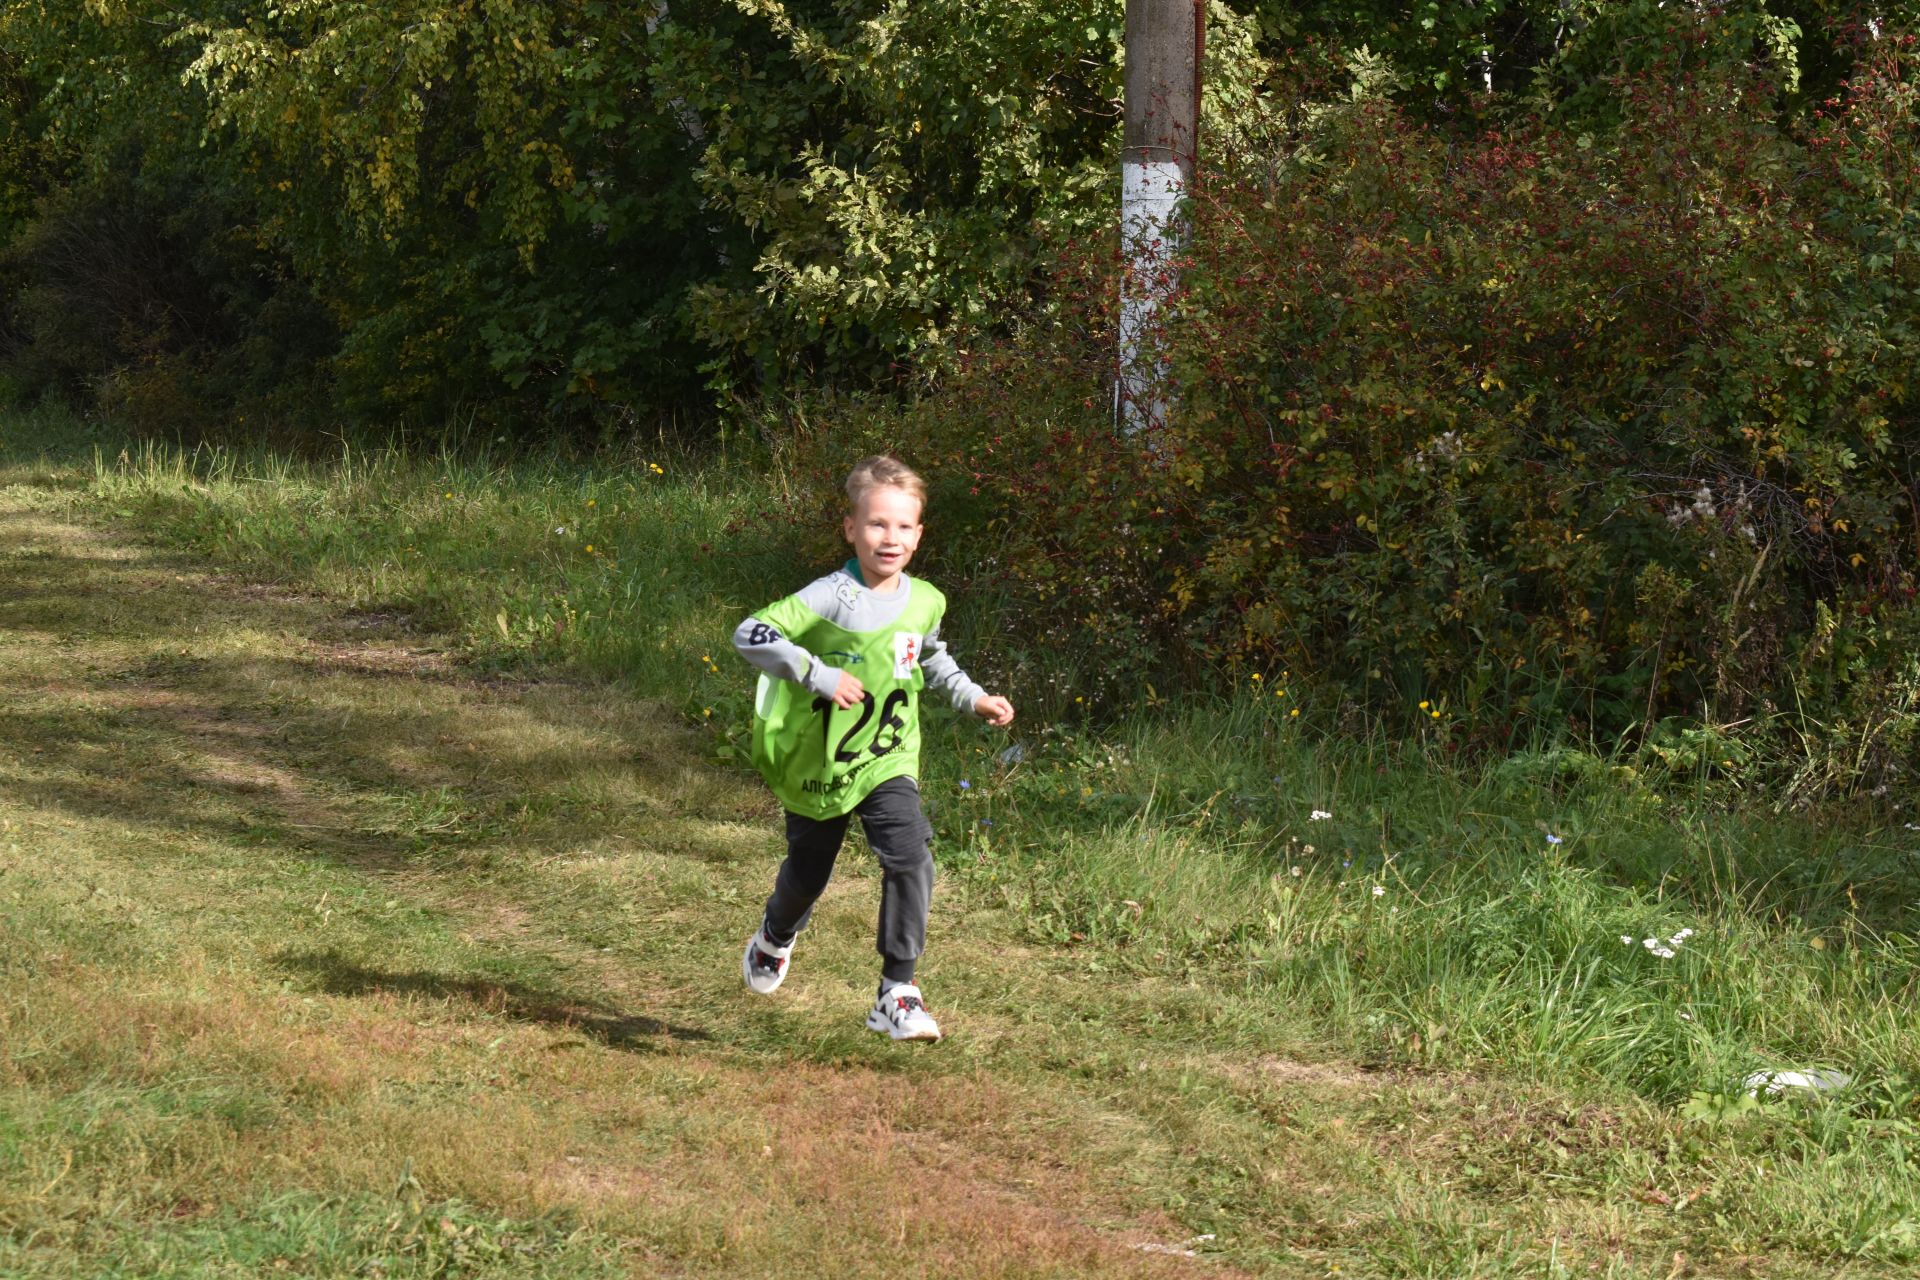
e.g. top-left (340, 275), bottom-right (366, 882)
top-left (866, 983), bottom-right (942, 1041)
top-left (741, 927), bottom-right (794, 995)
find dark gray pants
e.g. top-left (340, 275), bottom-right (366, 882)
top-left (763, 776), bottom-right (933, 985)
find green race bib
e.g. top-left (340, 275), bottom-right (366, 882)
top-left (749, 580), bottom-right (945, 818)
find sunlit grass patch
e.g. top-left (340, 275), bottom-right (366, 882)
top-left (0, 1193), bottom-right (627, 1280)
top-left (3, 411), bottom-right (1919, 1275)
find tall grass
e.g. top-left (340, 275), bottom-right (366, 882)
top-left (67, 417), bottom-right (792, 696)
top-left (960, 695), bottom-right (1920, 1101)
top-left (31, 409), bottom-right (1920, 1117)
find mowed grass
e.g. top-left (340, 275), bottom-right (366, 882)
top-left (0, 408), bottom-right (1916, 1276)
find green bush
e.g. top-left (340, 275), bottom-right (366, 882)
top-left (778, 25), bottom-right (1920, 793)
top-left (1166, 27), bottom-right (1920, 760)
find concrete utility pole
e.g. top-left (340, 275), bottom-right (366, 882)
top-left (1117, 0), bottom-right (1203, 438)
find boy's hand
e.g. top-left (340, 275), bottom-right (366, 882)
top-left (973, 694), bottom-right (1015, 727)
top-left (831, 671), bottom-right (866, 709)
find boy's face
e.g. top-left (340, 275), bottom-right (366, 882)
top-left (843, 485), bottom-right (924, 585)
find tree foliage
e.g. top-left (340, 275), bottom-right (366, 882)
top-left (0, 0), bottom-right (1889, 431)
top-left (0, 0), bottom-right (1147, 427)
top-left (777, 14), bottom-right (1920, 796)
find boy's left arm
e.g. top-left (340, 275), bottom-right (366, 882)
top-left (921, 625), bottom-right (1015, 726)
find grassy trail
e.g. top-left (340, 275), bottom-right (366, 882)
top-left (0, 473), bottom-right (1891, 1278)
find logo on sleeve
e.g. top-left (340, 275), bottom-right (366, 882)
top-left (893, 632), bottom-right (922, 679)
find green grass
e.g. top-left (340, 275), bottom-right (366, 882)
top-left (1, 405), bottom-right (1917, 1276)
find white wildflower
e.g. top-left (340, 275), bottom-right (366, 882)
top-left (1371, 885), bottom-right (1386, 898)
top-left (1620, 935), bottom-right (1634, 945)
top-left (1309, 809), bottom-right (1332, 821)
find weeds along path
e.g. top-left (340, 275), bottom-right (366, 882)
top-left (3, 482), bottom-right (1876, 1280)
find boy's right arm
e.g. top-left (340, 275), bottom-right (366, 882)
top-left (732, 595), bottom-right (844, 702)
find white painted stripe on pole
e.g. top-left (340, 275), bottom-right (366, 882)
top-left (1118, 159), bottom-right (1185, 436)
top-left (1122, 159), bottom-right (1185, 234)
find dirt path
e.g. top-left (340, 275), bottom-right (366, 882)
top-left (1, 492), bottom-right (1293, 1278)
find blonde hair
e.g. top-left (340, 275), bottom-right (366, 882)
top-left (844, 455), bottom-right (926, 512)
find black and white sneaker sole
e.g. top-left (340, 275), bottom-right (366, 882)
top-left (865, 1008), bottom-right (941, 1041)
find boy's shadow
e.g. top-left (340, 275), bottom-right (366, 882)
top-left (275, 950), bottom-right (711, 1052)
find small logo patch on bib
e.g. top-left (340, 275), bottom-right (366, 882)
top-left (893, 632), bottom-right (922, 678)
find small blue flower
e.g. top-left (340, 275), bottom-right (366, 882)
top-left (959, 779), bottom-right (971, 790)
top-left (1342, 858), bottom-right (1352, 868)
top-left (1546, 833), bottom-right (1564, 845)
top-left (979, 819), bottom-right (992, 826)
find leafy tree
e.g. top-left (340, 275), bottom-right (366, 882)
top-left (798, 19), bottom-right (1920, 796)
top-left (0, 0), bottom-right (1910, 438)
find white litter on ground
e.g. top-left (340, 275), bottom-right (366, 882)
top-left (1133, 1233), bottom-right (1216, 1258)
top-left (1742, 1068), bottom-right (1852, 1097)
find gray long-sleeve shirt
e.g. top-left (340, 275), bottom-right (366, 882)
top-left (732, 565), bottom-right (986, 713)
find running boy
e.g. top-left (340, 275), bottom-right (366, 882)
top-left (732, 455), bottom-right (1014, 1041)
